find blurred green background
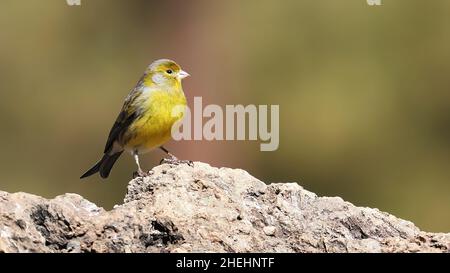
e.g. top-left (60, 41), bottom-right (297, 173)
top-left (0, 0), bottom-right (449, 232)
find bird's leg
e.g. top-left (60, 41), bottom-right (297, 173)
top-left (132, 152), bottom-right (148, 178)
top-left (159, 146), bottom-right (193, 166)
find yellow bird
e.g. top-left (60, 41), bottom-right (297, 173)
top-left (81, 59), bottom-right (189, 179)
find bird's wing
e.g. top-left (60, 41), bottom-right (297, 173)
top-left (103, 87), bottom-right (143, 154)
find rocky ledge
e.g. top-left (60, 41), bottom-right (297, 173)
top-left (0, 162), bottom-right (449, 253)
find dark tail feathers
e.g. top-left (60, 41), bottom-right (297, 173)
top-left (80, 151), bottom-right (123, 179)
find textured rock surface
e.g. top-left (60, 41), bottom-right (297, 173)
top-left (0, 162), bottom-right (449, 253)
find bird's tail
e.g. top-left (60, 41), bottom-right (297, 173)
top-left (80, 151), bottom-right (123, 179)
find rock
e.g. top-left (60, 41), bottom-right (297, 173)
top-left (263, 226), bottom-right (276, 236)
top-left (0, 162), bottom-right (449, 253)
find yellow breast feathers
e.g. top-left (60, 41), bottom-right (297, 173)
top-left (124, 88), bottom-right (186, 152)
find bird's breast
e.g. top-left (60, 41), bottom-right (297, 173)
top-left (123, 89), bottom-right (186, 152)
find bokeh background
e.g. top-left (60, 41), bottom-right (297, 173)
top-left (0, 0), bottom-right (449, 232)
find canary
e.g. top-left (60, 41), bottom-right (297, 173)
top-left (81, 59), bottom-right (189, 179)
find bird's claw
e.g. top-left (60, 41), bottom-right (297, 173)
top-left (132, 170), bottom-right (149, 178)
top-left (160, 157), bottom-right (193, 166)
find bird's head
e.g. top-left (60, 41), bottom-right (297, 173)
top-left (144, 59), bottom-right (189, 88)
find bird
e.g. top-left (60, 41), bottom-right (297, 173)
top-left (81, 59), bottom-right (190, 179)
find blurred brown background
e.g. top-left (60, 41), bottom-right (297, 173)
top-left (0, 0), bottom-right (449, 231)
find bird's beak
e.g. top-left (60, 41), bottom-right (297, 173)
top-left (178, 70), bottom-right (190, 80)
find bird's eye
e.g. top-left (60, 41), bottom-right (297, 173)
top-left (166, 69), bottom-right (173, 74)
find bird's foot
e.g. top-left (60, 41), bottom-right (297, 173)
top-left (160, 156), bottom-right (193, 166)
top-left (132, 169), bottom-right (149, 178)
